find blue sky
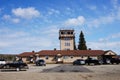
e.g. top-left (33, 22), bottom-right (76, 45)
top-left (0, 0), bottom-right (120, 54)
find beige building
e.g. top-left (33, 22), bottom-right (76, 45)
top-left (59, 29), bottom-right (75, 50)
top-left (18, 50), bottom-right (117, 64)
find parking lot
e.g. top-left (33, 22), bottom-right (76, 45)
top-left (0, 64), bottom-right (120, 80)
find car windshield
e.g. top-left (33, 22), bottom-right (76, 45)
top-left (0, 59), bottom-right (5, 61)
top-left (38, 60), bottom-right (44, 62)
top-left (77, 59), bottom-right (83, 61)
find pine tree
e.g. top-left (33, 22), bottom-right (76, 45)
top-left (78, 31), bottom-right (87, 50)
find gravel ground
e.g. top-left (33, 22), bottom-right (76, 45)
top-left (0, 64), bottom-right (120, 80)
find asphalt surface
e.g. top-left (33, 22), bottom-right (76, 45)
top-left (27, 64), bottom-right (92, 73)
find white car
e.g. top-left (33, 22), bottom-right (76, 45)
top-left (0, 59), bottom-right (6, 65)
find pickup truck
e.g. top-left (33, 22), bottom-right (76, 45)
top-left (0, 61), bottom-right (28, 71)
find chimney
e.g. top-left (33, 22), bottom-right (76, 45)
top-left (32, 50), bottom-right (35, 53)
top-left (88, 48), bottom-right (91, 50)
top-left (54, 48), bottom-right (57, 51)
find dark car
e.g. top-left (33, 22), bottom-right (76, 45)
top-left (110, 58), bottom-right (120, 64)
top-left (102, 59), bottom-right (111, 64)
top-left (85, 58), bottom-right (100, 65)
top-left (73, 59), bottom-right (85, 65)
top-left (35, 59), bottom-right (46, 66)
top-left (0, 62), bottom-right (28, 71)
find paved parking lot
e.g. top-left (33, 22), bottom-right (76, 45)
top-left (27, 64), bottom-right (120, 74)
top-left (0, 64), bottom-right (120, 80)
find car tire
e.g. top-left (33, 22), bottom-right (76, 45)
top-left (116, 63), bottom-right (119, 64)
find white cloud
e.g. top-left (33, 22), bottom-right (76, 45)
top-left (2, 7), bottom-right (40, 23)
top-left (3, 15), bottom-right (11, 20)
top-left (12, 7), bottom-right (40, 19)
top-left (112, 0), bottom-right (118, 9)
top-left (12, 18), bottom-right (20, 23)
top-left (3, 14), bottom-right (20, 23)
top-left (87, 0), bottom-right (120, 28)
top-left (64, 13), bottom-right (115, 28)
top-left (91, 32), bottom-right (120, 54)
top-left (111, 32), bottom-right (120, 38)
top-left (0, 8), bottom-right (2, 12)
top-left (0, 27), bottom-right (59, 54)
top-left (0, 8), bottom-right (4, 13)
top-left (48, 8), bottom-right (60, 15)
top-left (0, 28), bottom-right (28, 39)
top-left (42, 26), bottom-right (59, 37)
top-left (98, 32), bottom-right (120, 42)
top-left (0, 42), bottom-right (12, 48)
top-left (116, 7), bottom-right (120, 20)
top-left (64, 16), bottom-right (85, 26)
top-left (87, 19), bottom-right (100, 28)
top-left (87, 41), bottom-right (120, 54)
top-left (87, 14), bottom-right (115, 28)
top-left (88, 5), bottom-right (97, 10)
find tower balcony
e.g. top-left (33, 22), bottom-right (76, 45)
top-left (59, 35), bottom-right (75, 39)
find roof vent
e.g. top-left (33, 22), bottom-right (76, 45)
top-left (54, 48), bottom-right (57, 51)
top-left (32, 50), bottom-right (35, 53)
top-left (88, 48), bottom-right (91, 50)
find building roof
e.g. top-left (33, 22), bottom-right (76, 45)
top-left (18, 52), bottom-right (35, 57)
top-left (104, 50), bottom-right (117, 55)
top-left (36, 50), bottom-right (105, 56)
top-left (59, 29), bottom-right (74, 31)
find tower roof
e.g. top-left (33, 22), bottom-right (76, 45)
top-left (59, 29), bottom-right (74, 32)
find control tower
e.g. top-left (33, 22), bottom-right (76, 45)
top-left (59, 29), bottom-right (75, 50)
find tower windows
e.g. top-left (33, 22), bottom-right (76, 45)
top-left (65, 42), bottom-right (70, 46)
top-left (61, 32), bottom-right (64, 34)
top-left (64, 38), bottom-right (71, 40)
top-left (60, 31), bottom-right (73, 35)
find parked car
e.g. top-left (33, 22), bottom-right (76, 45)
top-left (102, 59), bottom-right (111, 64)
top-left (0, 61), bottom-right (28, 71)
top-left (110, 58), bottom-right (120, 64)
top-left (73, 59), bottom-right (85, 65)
top-left (0, 59), bottom-right (6, 65)
top-left (85, 58), bottom-right (100, 65)
top-left (35, 59), bottom-right (46, 66)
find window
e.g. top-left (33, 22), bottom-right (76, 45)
top-left (65, 42), bottom-right (70, 46)
top-left (68, 32), bottom-right (70, 34)
top-left (63, 56), bottom-right (69, 59)
top-left (64, 32), bottom-right (67, 34)
top-left (61, 32), bottom-right (64, 34)
top-left (64, 38), bottom-right (71, 40)
top-left (70, 56), bottom-right (73, 58)
top-left (81, 56), bottom-right (84, 58)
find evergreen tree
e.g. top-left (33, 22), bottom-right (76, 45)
top-left (78, 31), bottom-right (87, 50)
